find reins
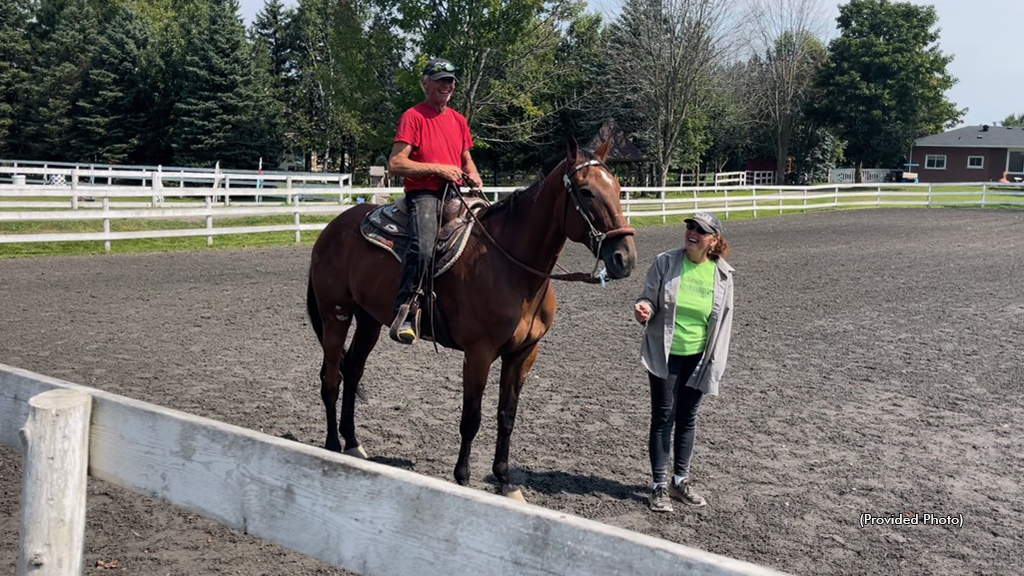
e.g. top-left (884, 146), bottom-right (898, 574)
top-left (454, 157), bottom-right (635, 285)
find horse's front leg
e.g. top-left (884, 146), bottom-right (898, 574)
top-left (493, 343), bottom-right (540, 501)
top-left (455, 350), bottom-right (493, 487)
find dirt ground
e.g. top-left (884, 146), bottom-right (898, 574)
top-left (2, 208), bottom-right (1023, 575)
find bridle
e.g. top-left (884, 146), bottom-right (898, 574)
top-left (562, 158), bottom-right (636, 259)
top-left (460, 156), bottom-right (635, 284)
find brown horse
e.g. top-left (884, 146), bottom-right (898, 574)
top-left (306, 137), bottom-right (636, 499)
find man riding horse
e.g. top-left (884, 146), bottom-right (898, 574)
top-left (387, 57), bottom-right (483, 344)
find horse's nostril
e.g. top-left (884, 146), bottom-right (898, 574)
top-left (613, 252), bottom-right (626, 269)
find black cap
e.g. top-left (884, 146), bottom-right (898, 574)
top-left (684, 212), bottom-right (723, 235)
top-left (423, 58), bottom-right (457, 80)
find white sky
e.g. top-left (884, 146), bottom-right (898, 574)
top-left (239, 0), bottom-right (1024, 127)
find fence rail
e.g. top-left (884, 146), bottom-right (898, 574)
top-left (1, 363), bottom-right (785, 576)
top-left (2, 172), bottom-right (1024, 250)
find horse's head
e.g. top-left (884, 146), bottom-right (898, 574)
top-left (560, 136), bottom-right (637, 279)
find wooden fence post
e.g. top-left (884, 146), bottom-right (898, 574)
top-left (206, 196), bottom-right (214, 247)
top-left (17, 389), bottom-right (92, 576)
top-left (294, 194), bottom-right (301, 243)
top-left (102, 197), bottom-right (111, 252)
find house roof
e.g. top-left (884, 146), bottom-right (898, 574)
top-left (915, 125), bottom-right (1024, 148)
top-left (584, 119), bottom-right (648, 163)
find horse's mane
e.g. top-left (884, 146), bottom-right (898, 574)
top-left (481, 149), bottom-right (600, 220)
top-left (481, 176), bottom-right (545, 220)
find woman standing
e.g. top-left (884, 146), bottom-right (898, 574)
top-left (634, 212), bottom-right (734, 512)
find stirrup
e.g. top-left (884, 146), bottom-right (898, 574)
top-left (389, 303), bottom-right (418, 344)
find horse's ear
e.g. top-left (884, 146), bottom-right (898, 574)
top-left (566, 135), bottom-right (579, 163)
top-left (594, 138), bottom-right (611, 162)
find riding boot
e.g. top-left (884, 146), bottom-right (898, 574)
top-left (389, 301), bottom-right (417, 345)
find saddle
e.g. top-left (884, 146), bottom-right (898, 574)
top-left (361, 196), bottom-right (488, 350)
top-left (359, 196), bottom-right (487, 276)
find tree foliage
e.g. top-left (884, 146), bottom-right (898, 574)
top-left (605, 0), bottom-right (734, 187)
top-left (0, 0), bottom-right (34, 156)
top-left (814, 0), bottom-right (962, 171)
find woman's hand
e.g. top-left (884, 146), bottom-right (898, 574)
top-left (634, 301), bottom-right (653, 324)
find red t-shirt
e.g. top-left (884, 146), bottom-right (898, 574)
top-left (393, 102), bottom-right (473, 192)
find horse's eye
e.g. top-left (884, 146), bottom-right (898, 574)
top-left (578, 187), bottom-right (594, 198)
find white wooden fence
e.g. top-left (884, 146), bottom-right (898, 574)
top-left (2, 164), bottom-right (1024, 250)
top-left (1, 363), bottom-right (787, 576)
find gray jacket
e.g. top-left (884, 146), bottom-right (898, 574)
top-left (636, 248), bottom-right (734, 396)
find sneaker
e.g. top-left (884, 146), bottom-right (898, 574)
top-left (668, 480), bottom-right (707, 507)
top-left (648, 485), bottom-right (673, 513)
top-left (391, 320), bottom-right (416, 345)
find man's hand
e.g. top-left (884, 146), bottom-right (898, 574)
top-left (435, 164), bottom-right (464, 182)
top-left (464, 171), bottom-right (483, 190)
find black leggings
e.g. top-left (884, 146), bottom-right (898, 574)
top-left (648, 353), bottom-right (704, 485)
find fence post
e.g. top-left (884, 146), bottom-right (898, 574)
top-left (70, 168), bottom-right (79, 210)
top-left (224, 176), bottom-right (231, 207)
top-left (982, 183), bottom-right (987, 207)
top-left (752, 187), bottom-right (757, 218)
top-left (660, 189), bottom-right (666, 224)
top-left (723, 189), bottom-right (729, 219)
top-left (151, 171), bottom-right (160, 207)
top-left (876, 184), bottom-right (881, 208)
top-left (102, 196), bottom-right (111, 252)
top-left (17, 389), bottom-right (92, 576)
top-left (834, 186), bottom-right (839, 209)
top-left (206, 196), bottom-right (213, 247)
top-left (625, 189), bottom-right (631, 225)
top-left (294, 193), bottom-right (301, 243)
top-left (928, 183), bottom-right (933, 208)
top-left (779, 187), bottom-right (783, 215)
top-left (286, 175), bottom-right (293, 205)
top-left (803, 188), bottom-right (808, 213)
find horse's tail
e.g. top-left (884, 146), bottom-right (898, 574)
top-left (306, 270), bottom-right (324, 344)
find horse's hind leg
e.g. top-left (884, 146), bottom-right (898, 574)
top-left (338, 307), bottom-right (382, 457)
top-left (493, 343), bottom-right (539, 501)
top-left (320, 310), bottom-right (352, 453)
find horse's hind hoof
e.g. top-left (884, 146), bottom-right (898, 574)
top-left (344, 445), bottom-right (368, 459)
top-left (504, 488), bottom-right (527, 502)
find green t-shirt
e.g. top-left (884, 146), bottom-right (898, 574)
top-left (670, 258), bottom-right (716, 356)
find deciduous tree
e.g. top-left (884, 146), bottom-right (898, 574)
top-left (815, 0), bottom-right (962, 175)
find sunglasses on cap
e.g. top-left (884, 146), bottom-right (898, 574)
top-left (686, 221), bottom-right (712, 235)
top-left (425, 61), bottom-right (457, 74)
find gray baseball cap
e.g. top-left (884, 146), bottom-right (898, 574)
top-left (684, 212), bottom-right (723, 235)
top-left (423, 58), bottom-right (457, 80)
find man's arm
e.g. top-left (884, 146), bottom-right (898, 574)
top-left (389, 142), bottom-right (463, 182)
top-left (461, 149), bottom-right (483, 189)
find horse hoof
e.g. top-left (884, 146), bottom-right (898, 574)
top-left (343, 445), bottom-right (368, 459)
top-left (505, 488), bottom-right (527, 503)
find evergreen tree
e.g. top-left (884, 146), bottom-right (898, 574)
top-left (22, 0), bottom-right (101, 161)
top-left (67, 3), bottom-right (152, 163)
top-left (0, 0), bottom-right (34, 156)
top-left (171, 0), bottom-right (281, 168)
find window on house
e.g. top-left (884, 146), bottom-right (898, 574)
top-left (967, 156), bottom-right (984, 169)
top-left (925, 155), bottom-right (947, 170)
top-left (1009, 151), bottom-right (1024, 173)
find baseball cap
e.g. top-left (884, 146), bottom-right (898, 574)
top-left (684, 212), bottom-right (723, 235)
top-left (423, 58), bottom-right (457, 80)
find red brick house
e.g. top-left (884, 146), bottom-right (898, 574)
top-left (911, 125), bottom-right (1024, 183)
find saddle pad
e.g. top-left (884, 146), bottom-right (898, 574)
top-left (360, 202), bottom-right (477, 277)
